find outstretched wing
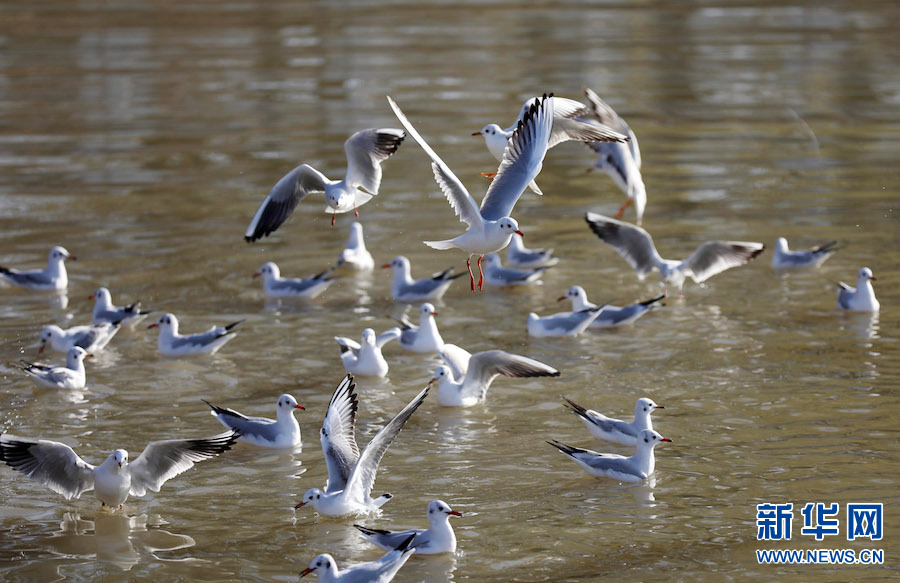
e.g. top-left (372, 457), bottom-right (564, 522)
top-left (0, 434), bottom-right (95, 500)
top-left (320, 375), bottom-right (360, 493)
top-left (387, 96), bottom-right (483, 227)
top-left (344, 128), bottom-right (405, 194)
top-left (584, 213), bottom-right (663, 278)
top-left (461, 350), bottom-right (559, 401)
top-left (244, 164), bottom-right (328, 242)
top-left (127, 431), bottom-right (239, 496)
top-left (439, 343), bottom-right (472, 380)
top-left (682, 241), bottom-right (765, 283)
top-left (376, 328), bottom-right (401, 348)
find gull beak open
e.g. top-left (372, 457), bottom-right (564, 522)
top-left (299, 567), bottom-right (315, 578)
top-left (515, 230), bottom-right (524, 238)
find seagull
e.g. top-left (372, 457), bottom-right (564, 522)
top-left (558, 286), bottom-right (664, 328)
top-left (561, 396), bottom-right (663, 446)
top-left (396, 303), bottom-right (444, 353)
top-left (0, 430), bottom-right (239, 507)
top-left (0, 246), bottom-right (75, 290)
top-left (148, 313), bottom-right (242, 357)
top-left (295, 375), bottom-right (429, 516)
top-left (299, 532), bottom-right (416, 582)
top-left (547, 429), bottom-right (671, 482)
top-left (355, 500), bottom-right (461, 555)
top-left (506, 235), bottom-right (559, 269)
top-left (474, 93), bottom-right (628, 195)
top-left (203, 394), bottom-right (304, 448)
top-left (16, 346), bottom-right (92, 390)
top-left (582, 87), bottom-right (646, 225)
top-left (383, 256), bottom-right (464, 302)
top-left (244, 128), bottom-right (405, 240)
top-left (388, 94), bottom-right (554, 292)
top-left (254, 262), bottom-right (334, 299)
top-left (432, 343), bottom-right (560, 407)
top-left (584, 213), bottom-right (765, 294)
top-left (337, 222), bottom-right (375, 270)
top-left (39, 321), bottom-right (121, 355)
top-left (836, 267), bottom-right (879, 312)
top-left (90, 287), bottom-right (152, 327)
top-left (334, 328), bottom-right (401, 378)
top-left (482, 253), bottom-right (549, 286)
top-left (772, 237), bottom-right (839, 269)
top-left (526, 307), bottom-right (606, 338)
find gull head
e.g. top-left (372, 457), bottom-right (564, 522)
top-left (498, 217), bottom-right (524, 238)
top-left (430, 365), bottom-right (453, 385)
top-left (636, 397), bottom-right (664, 415)
top-left (638, 429), bottom-right (672, 449)
top-left (859, 267), bottom-right (875, 282)
top-left (427, 499), bottom-right (462, 522)
top-left (277, 394), bottom-right (304, 414)
top-left (382, 256), bottom-right (409, 271)
top-left (775, 237), bottom-right (789, 252)
top-left (558, 285), bottom-right (587, 303)
top-left (326, 191), bottom-right (351, 211)
top-left (361, 328), bottom-right (377, 346)
top-left (67, 346), bottom-right (91, 365)
top-left (89, 287), bottom-right (111, 305)
top-left (148, 313), bottom-right (178, 332)
top-left (420, 303), bottom-right (437, 318)
top-left (300, 554), bottom-right (336, 578)
top-left (111, 449), bottom-right (128, 469)
top-left (49, 246), bottom-right (75, 262)
top-left (295, 487), bottom-right (322, 510)
top-left (38, 325), bottom-right (63, 354)
top-left (255, 261), bottom-right (280, 280)
top-left (472, 123), bottom-right (503, 137)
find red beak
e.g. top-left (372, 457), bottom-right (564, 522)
top-left (660, 437), bottom-right (672, 442)
top-left (67, 256), bottom-right (77, 261)
top-left (870, 276), bottom-right (877, 281)
top-left (472, 131), bottom-right (482, 136)
top-left (294, 501), bottom-right (307, 509)
top-left (88, 294), bottom-right (94, 300)
top-left (299, 567), bottom-right (315, 578)
top-left (431, 312), bottom-right (438, 316)
top-left (148, 323), bottom-right (158, 329)
top-left (448, 510), bottom-right (462, 517)
top-left (295, 404), bottom-right (305, 410)
top-left (252, 273), bottom-right (261, 278)
top-left (381, 263), bottom-right (391, 269)
top-left (514, 230), bottom-right (524, 237)
top-left (556, 296), bottom-right (566, 302)
top-left (655, 405), bottom-right (665, 409)
top-left (38, 343), bottom-right (45, 354)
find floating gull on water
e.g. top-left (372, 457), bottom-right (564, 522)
top-left (0, 246), bottom-right (75, 291)
top-left (0, 430), bottom-right (239, 507)
top-left (335, 328), bottom-right (401, 378)
top-left (526, 306), bottom-right (606, 337)
top-left (300, 532), bottom-right (416, 582)
top-left (16, 346), bottom-right (92, 390)
top-left (772, 237), bottom-right (838, 269)
top-left (204, 394), bottom-right (304, 448)
top-left (91, 287), bottom-right (152, 327)
top-left (383, 256), bottom-right (464, 302)
top-left (254, 262), bottom-right (334, 299)
top-left (561, 396), bottom-right (663, 446)
top-left (836, 267), bottom-right (879, 312)
top-left (148, 313), bottom-right (242, 356)
top-left (296, 375), bottom-right (428, 516)
top-left (482, 253), bottom-right (549, 286)
top-left (245, 128), bottom-right (405, 240)
top-left (396, 303), bottom-right (444, 354)
top-left (506, 235), bottom-right (559, 269)
top-left (558, 285), bottom-right (664, 328)
top-left (337, 222), bottom-right (375, 270)
top-left (39, 321), bottom-right (120, 355)
top-left (355, 499), bottom-right (461, 555)
top-left (548, 429), bottom-right (671, 482)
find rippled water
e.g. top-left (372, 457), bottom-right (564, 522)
top-left (0, 1), bottom-right (897, 581)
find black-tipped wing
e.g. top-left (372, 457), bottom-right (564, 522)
top-left (584, 213), bottom-right (663, 278)
top-left (0, 434), bottom-right (95, 500)
top-left (461, 351), bottom-right (559, 401)
top-left (320, 375), bottom-right (360, 493)
top-left (344, 128), bottom-right (404, 194)
top-left (244, 164), bottom-right (328, 242)
top-left (682, 241), bottom-right (765, 283)
top-left (127, 431), bottom-right (239, 496)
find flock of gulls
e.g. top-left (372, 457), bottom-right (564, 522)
top-left (0, 86), bottom-right (881, 581)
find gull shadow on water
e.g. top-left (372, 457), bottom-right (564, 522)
top-left (840, 311), bottom-right (879, 342)
top-left (45, 511), bottom-right (196, 571)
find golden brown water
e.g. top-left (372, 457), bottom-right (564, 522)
top-left (0, 1), bottom-right (897, 581)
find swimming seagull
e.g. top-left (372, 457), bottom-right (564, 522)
top-left (432, 343), bottom-right (560, 407)
top-left (337, 222), bottom-right (375, 270)
top-left (561, 396), bottom-right (663, 446)
top-left (254, 262), bottom-right (334, 299)
top-left (547, 429), bottom-right (671, 482)
top-left (526, 306), bottom-right (606, 338)
top-left (39, 321), bottom-right (121, 355)
top-left (772, 237), bottom-right (839, 269)
top-left (388, 94), bottom-right (554, 291)
top-left (584, 213), bottom-right (765, 294)
top-left (558, 286), bottom-right (664, 328)
top-left (474, 94), bottom-right (628, 194)
top-left (383, 256), bottom-right (464, 302)
top-left (295, 375), bottom-right (429, 516)
top-left (396, 303), bottom-right (444, 353)
top-left (148, 313), bottom-right (242, 356)
top-left (90, 287), bottom-right (152, 327)
top-left (582, 87), bottom-right (646, 225)
top-left (300, 532), bottom-right (416, 582)
top-left (836, 267), bottom-right (879, 312)
top-left (335, 328), bottom-right (401, 378)
top-left (482, 253), bottom-right (549, 286)
top-left (203, 394), bottom-right (304, 448)
top-left (506, 235), bottom-right (559, 269)
top-left (244, 128), bottom-right (405, 240)
top-left (0, 246), bottom-right (75, 290)
top-left (354, 500), bottom-right (461, 555)
top-left (0, 430), bottom-right (239, 507)
top-left (16, 346), bottom-right (92, 390)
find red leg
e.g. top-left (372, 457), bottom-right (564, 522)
top-left (354, 202), bottom-right (359, 218)
top-left (615, 198), bottom-right (632, 219)
top-left (476, 255), bottom-right (484, 290)
top-left (331, 212), bottom-right (336, 227)
top-left (466, 256), bottom-right (475, 292)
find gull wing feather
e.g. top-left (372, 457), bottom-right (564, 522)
top-left (584, 213), bottom-right (663, 278)
top-left (439, 343), bottom-right (472, 380)
top-left (682, 241), bottom-right (765, 283)
top-left (461, 351), bottom-right (560, 401)
top-left (344, 128), bottom-right (405, 194)
top-left (244, 164), bottom-right (328, 242)
top-left (387, 96), bottom-right (482, 227)
top-left (320, 375), bottom-right (360, 492)
top-left (0, 434), bottom-right (95, 499)
top-left (334, 336), bottom-right (362, 358)
top-left (127, 431), bottom-right (239, 496)
top-left (376, 328), bottom-right (401, 348)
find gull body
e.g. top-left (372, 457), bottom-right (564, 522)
top-left (204, 394), bottom-right (304, 448)
top-left (296, 375), bottom-right (428, 516)
top-left (0, 246), bottom-right (74, 291)
top-left (148, 313), bottom-right (242, 357)
top-left (300, 533), bottom-right (416, 583)
top-left (17, 346), bottom-right (92, 390)
top-left (396, 303), bottom-right (444, 353)
top-left (548, 429), bottom-right (671, 482)
top-left (433, 343), bottom-right (560, 407)
top-left (335, 328), bottom-right (401, 378)
top-left (558, 286), bottom-right (664, 328)
top-left (482, 253), bottom-right (549, 286)
top-left (772, 237), bottom-right (838, 269)
top-left (0, 431), bottom-right (239, 507)
top-left (383, 256), bottom-right (462, 302)
top-left (389, 95), bottom-right (555, 291)
top-left (245, 128), bottom-right (404, 241)
top-left (337, 222), bottom-right (375, 270)
top-left (254, 262), bottom-right (334, 299)
top-left (506, 235), bottom-right (559, 269)
top-left (39, 322), bottom-right (120, 355)
top-left (584, 213), bottom-right (765, 293)
top-left (355, 500), bottom-right (461, 555)
top-left (90, 287), bottom-right (151, 326)
top-left (526, 307), bottom-right (606, 337)
top-left (837, 267), bottom-right (879, 312)
top-left (561, 396), bottom-right (663, 446)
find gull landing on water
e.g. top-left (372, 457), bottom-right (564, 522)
top-left (836, 267), bottom-right (879, 312)
top-left (355, 500), bottom-right (461, 555)
top-left (548, 429), bottom-right (671, 483)
top-left (244, 128), bottom-right (404, 240)
top-left (0, 246), bottom-right (75, 291)
top-left (300, 533), bottom-right (416, 582)
top-left (388, 94), bottom-right (554, 292)
top-left (204, 394), bottom-right (304, 448)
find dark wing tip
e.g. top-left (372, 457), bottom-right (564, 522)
top-left (224, 320), bottom-right (244, 333)
top-left (640, 293), bottom-right (667, 306)
top-left (396, 532), bottom-right (417, 553)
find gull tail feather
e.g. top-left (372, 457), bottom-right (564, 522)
top-left (423, 239), bottom-right (457, 251)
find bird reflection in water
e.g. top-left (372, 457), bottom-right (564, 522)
top-left (47, 512), bottom-right (195, 571)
